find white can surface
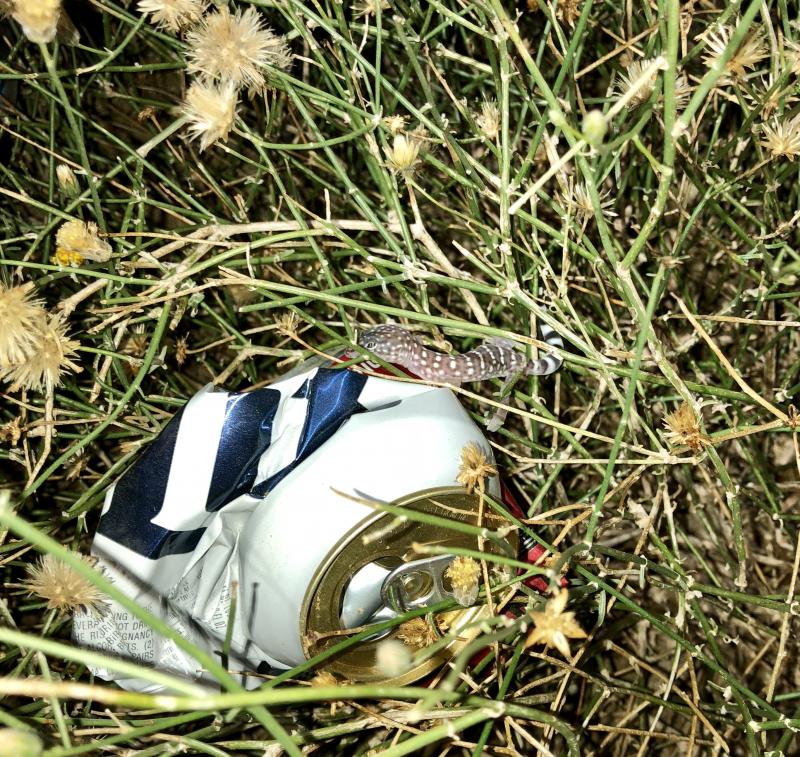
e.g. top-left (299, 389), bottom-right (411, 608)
top-left (74, 361), bottom-right (509, 692)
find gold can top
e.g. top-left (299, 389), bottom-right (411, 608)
top-left (300, 486), bottom-right (519, 684)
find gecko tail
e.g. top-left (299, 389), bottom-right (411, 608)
top-left (524, 324), bottom-right (564, 377)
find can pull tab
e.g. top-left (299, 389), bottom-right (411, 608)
top-left (380, 555), bottom-right (456, 613)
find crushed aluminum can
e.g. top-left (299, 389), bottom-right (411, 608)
top-left (73, 357), bottom-right (523, 692)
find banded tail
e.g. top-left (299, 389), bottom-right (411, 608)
top-left (524, 324), bottom-right (564, 377)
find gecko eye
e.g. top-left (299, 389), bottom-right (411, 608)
top-left (361, 338), bottom-right (377, 351)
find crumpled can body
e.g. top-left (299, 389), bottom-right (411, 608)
top-left (74, 361), bottom-right (500, 692)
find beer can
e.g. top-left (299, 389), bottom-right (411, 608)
top-left (74, 357), bottom-right (521, 691)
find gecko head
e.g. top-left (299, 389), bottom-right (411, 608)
top-left (357, 325), bottom-right (409, 363)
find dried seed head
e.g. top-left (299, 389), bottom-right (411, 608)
top-left (353, 0), bottom-right (389, 17)
top-left (558, 182), bottom-right (616, 225)
top-left (745, 75), bottom-right (799, 119)
top-left (65, 454), bottom-right (87, 482)
top-left (182, 80), bottom-right (238, 151)
top-left (174, 335), bottom-right (188, 366)
top-left (445, 555), bottom-right (482, 606)
top-left (1, 416), bottom-right (22, 446)
top-left (186, 6), bottom-right (292, 91)
top-left (121, 325), bottom-right (149, 360)
top-left (375, 638), bottom-right (412, 677)
top-left (700, 21), bottom-right (767, 81)
top-left (275, 311), bottom-right (300, 338)
top-left (525, 589), bottom-right (587, 659)
top-left (10, 0), bottom-right (61, 43)
top-left (0, 282), bottom-right (46, 366)
top-left (1, 313), bottom-right (80, 393)
top-left (23, 553), bottom-right (106, 615)
top-left (310, 670), bottom-right (339, 687)
top-left (760, 116), bottom-right (800, 161)
top-left (55, 220), bottom-right (112, 264)
top-left (397, 617), bottom-right (439, 649)
top-left (785, 38), bottom-right (800, 77)
top-left (456, 441), bottom-right (497, 494)
top-left (385, 133), bottom-right (422, 173)
top-left (383, 114), bottom-right (407, 134)
top-left (662, 401), bottom-right (710, 452)
top-left (55, 164), bottom-right (79, 197)
top-left (613, 58), bottom-right (660, 107)
top-left (138, 0), bottom-right (205, 33)
top-left (555, 0), bottom-right (581, 28)
top-left (474, 100), bottom-right (501, 140)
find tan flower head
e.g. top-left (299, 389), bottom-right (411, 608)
top-left (385, 133), bottom-right (422, 173)
top-left (760, 116), bottom-right (800, 161)
top-left (445, 555), bottom-right (481, 606)
top-left (525, 589), bottom-right (587, 658)
top-left (0, 282), bottom-right (46, 366)
top-left (614, 58), bottom-right (660, 107)
top-left (55, 220), bottom-right (112, 265)
top-left (353, 0), bottom-right (389, 17)
top-left (310, 670), bottom-right (339, 687)
top-left (662, 401), bottom-right (710, 452)
top-left (182, 80), bottom-right (238, 151)
top-left (23, 553), bottom-right (106, 615)
top-left (138, 0), bottom-right (205, 33)
top-left (397, 616), bottom-right (439, 649)
top-left (383, 114), bottom-right (407, 134)
top-left (175, 335), bottom-right (188, 366)
top-left (10, 0), bottom-right (61, 43)
top-left (275, 311), bottom-right (300, 338)
top-left (121, 325), bottom-right (148, 362)
top-left (456, 441), bottom-right (497, 494)
top-left (2, 313), bottom-right (80, 393)
top-left (186, 6), bottom-right (292, 90)
top-left (701, 21), bottom-right (767, 81)
top-left (474, 100), bottom-right (500, 140)
top-left (558, 182), bottom-right (616, 225)
top-left (785, 38), bottom-right (800, 77)
top-left (1, 416), bottom-right (22, 446)
top-left (56, 164), bottom-right (79, 197)
top-left (555, 0), bottom-right (581, 28)
top-left (746, 74), bottom-right (799, 119)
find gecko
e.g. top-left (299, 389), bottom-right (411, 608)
top-left (356, 324), bottom-right (564, 383)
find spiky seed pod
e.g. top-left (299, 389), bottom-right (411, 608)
top-left (23, 553), bottom-right (106, 615)
top-left (445, 555), bottom-right (481, 606)
top-left (9, 0), bottom-right (61, 43)
top-left (185, 6), bottom-right (292, 91)
top-left (182, 80), bottom-right (239, 151)
top-left (456, 441), bottom-right (497, 494)
top-left (0, 282), bottom-right (46, 366)
top-left (1, 313), bottom-right (80, 393)
top-left (137, 0), bottom-right (205, 33)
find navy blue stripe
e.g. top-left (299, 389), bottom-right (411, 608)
top-left (97, 369), bottom-right (367, 558)
top-left (252, 368), bottom-right (367, 496)
top-left (97, 407), bottom-right (206, 558)
top-left (204, 388), bottom-right (281, 512)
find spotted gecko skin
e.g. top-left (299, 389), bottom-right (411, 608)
top-left (357, 324), bottom-right (563, 382)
